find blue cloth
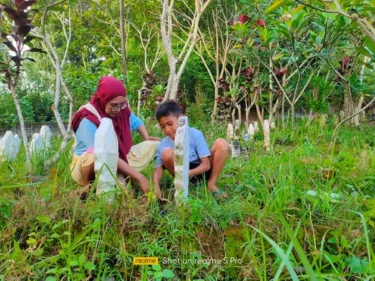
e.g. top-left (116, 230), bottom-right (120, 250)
top-left (155, 127), bottom-right (211, 167)
top-left (130, 113), bottom-right (144, 131)
top-left (75, 118), bottom-right (97, 156)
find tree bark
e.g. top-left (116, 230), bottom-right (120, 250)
top-left (120, 0), bottom-right (127, 76)
top-left (160, 0), bottom-right (212, 100)
top-left (9, 82), bottom-right (31, 168)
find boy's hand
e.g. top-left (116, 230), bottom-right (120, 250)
top-left (148, 136), bottom-right (161, 141)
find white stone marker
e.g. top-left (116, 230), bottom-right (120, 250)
top-left (12, 134), bottom-right (21, 159)
top-left (40, 125), bottom-right (52, 148)
top-left (0, 131), bottom-right (21, 161)
top-left (29, 133), bottom-right (45, 156)
top-left (254, 121), bottom-right (259, 133)
top-left (94, 118), bottom-right (119, 198)
top-left (248, 124), bottom-right (255, 141)
top-left (231, 141), bottom-right (241, 157)
top-left (270, 121), bottom-right (276, 130)
top-left (174, 116), bottom-right (190, 204)
top-left (263, 120), bottom-right (271, 151)
top-left (227, 123), bottom-right (234, 140)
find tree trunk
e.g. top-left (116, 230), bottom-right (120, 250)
top-left (169, 75), bottom-right (181, 101)
top-left (120, 0), bottom-right (127, 77)
top-left (343, 82), bottom-right (352, 119)
top-left (9, 82), bottom-right (31, 168)
top-left (255, 104), bottom-right (264, 126)
top-left (211, 83), bottom-right (219, 122)
top-left (353, 96), bottom-right (364, 127)
top-left (291, 103), bottom-right (295, 130)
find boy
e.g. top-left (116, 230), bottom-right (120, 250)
top-left (153, 100), bottom-right (229, 199)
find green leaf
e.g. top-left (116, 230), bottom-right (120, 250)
top-left (345, 256), bottom-right (370, 274)
top-left (154, 271), bottom-right (163, 280)
top-left (356, 47), bottom-right (372, 57)
top-left (69, 260), bottom-right (79, 267)
top-left (46, 268), bottom-right (58, 274)
top-left (364, 37), bottom-right (375, 54)
top-left (152, 264), bottom-right (162, 271)
top-left (45, 277), bottom-right (57, 281)
top-left (36, 215), bottom-right (51, 224)
top-left (84, 261), bottom-right (96, 271)
top-left (279, 216), bottom-right (319, 280)
top-left (257, 27), bottom-right (268, 42)
top-left (162, 269), bottom-right (175, 279)
top-left (28, 48), bottom-right (46, 54)
top-left (79, 254), bottom-right (85, 265)
top-left (273, 53), bottom-right (285, 61)
top-left (266, 0), bottom-right (287, 13)
top-left (249, 226), bottom-right (299, 281)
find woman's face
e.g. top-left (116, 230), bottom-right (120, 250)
top-left (104, 96), bottom-right (127, 118)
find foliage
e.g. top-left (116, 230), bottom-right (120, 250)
top-left (1, 116), bottom-right (375, 279)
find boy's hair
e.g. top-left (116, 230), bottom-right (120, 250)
top-left (156, 100), bottom-right (182, 121)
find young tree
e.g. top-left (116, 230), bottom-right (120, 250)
top-left (0, 0), bottom-right (45, 168)
top-left (160, 0), bottom-right (213, 100)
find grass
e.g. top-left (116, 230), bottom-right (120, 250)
top-left (0, 117), bottom-right (375, 280)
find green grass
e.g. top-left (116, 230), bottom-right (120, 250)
top-left (1, 118), bottom-right (375, 280)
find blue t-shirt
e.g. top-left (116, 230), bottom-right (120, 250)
top-left (75, 118), bottom-right (97, 156)
top-left (75, 113), bottom-right (143, 156)
top-left (130, 113), bottom-right (144, 131)
top-left (155, 127), bottom-right (211, 167)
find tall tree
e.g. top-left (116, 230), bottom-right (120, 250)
top-left (120, 0), bottom-right (127, 77)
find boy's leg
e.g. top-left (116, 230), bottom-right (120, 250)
top-left (207, 138), bottom-right (229, 193)
top-left (161, 148), bottom-right (175, 176)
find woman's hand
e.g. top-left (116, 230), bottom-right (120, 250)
top-left (117, 158), bottom-right (149, 193)
top-left (136, 174), bottom-right (149, 194)
top-left (147, 136), bottom-right (161, 141)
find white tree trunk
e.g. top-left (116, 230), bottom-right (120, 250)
top-left (9, 83), bottom-right (31, 168)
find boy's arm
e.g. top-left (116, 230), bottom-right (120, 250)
top-left (153, 166), bottom-right (163, 198)
top-left (188, 157), bottom-right (211, 177)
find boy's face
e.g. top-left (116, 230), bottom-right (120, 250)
top-left (158, 114), bottom-right (179, 140)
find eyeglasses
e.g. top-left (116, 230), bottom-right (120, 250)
top-left (109, 102), bottom-right (127, 111)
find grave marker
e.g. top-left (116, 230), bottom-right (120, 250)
top-left (227, 123), bottom-right (234, 140)
top-left (0, 131), bottom-right (21, 161)
top-left (254, 121), bottom-right (259, 133)
top-left (40, 125), bottom-right (52, 148)
top-left (94, 118), bottom-right (119, 199)
top-left (263, 120), bottom-right (271, 151)
top-left (248, 124), bottom-right (255, 141)
top-left (174, 116), bottom-right (190, 204)
top-left (29, 133), bottom-right (45, 156)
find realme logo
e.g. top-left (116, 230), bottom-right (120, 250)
top-left (133, 257), bottom-right (159, 265)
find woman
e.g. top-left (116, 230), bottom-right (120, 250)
top-left (70, 76), bottom-right (149, 195)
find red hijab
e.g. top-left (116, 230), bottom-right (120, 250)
top-left (72, 76), bottom-right (132, 162)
